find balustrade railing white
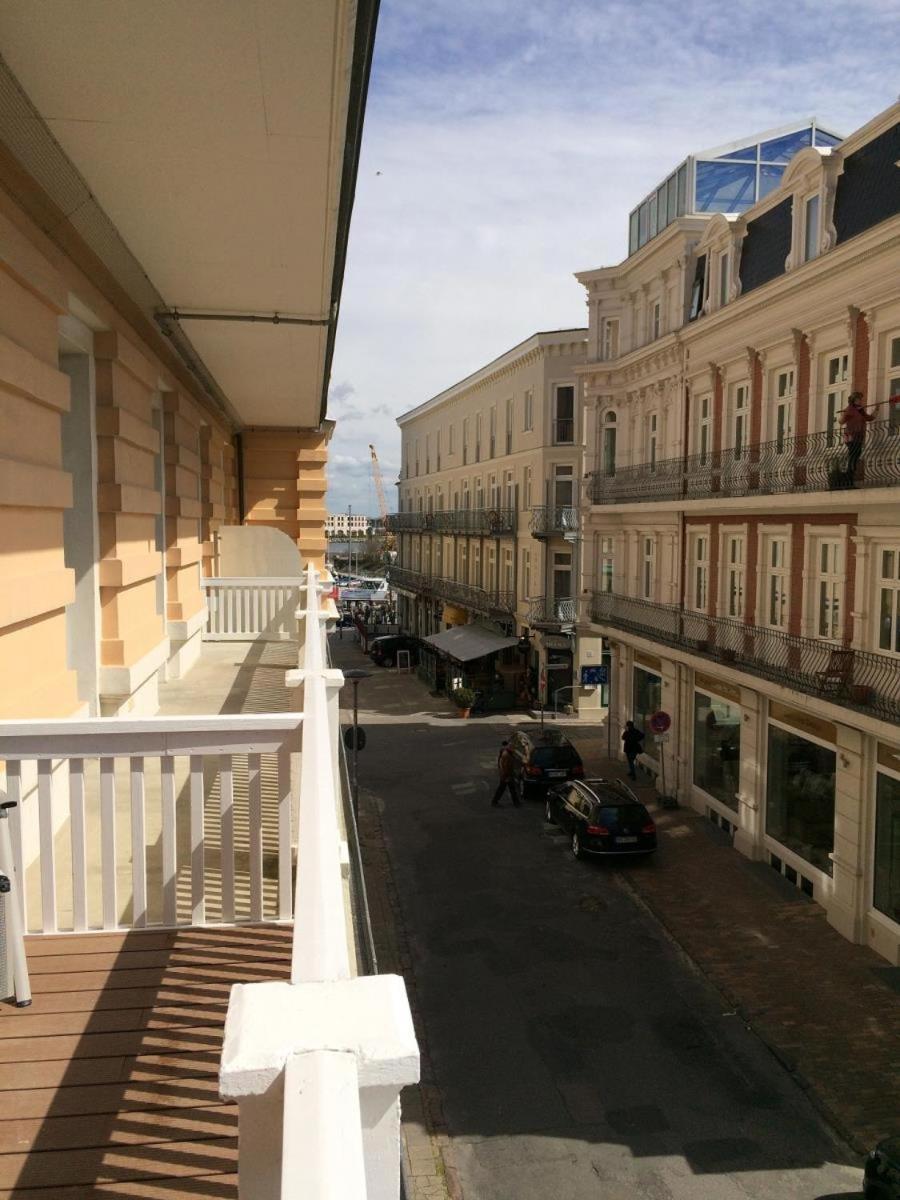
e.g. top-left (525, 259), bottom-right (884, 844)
top-left (220, 564), bottom-right (419, 1199)
top-left (0, 715), bottom-right (301, 934)
top-left (202, 576), bottom-right (304, 641)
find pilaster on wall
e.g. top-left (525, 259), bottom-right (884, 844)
top-left (242, 429), bottom-right (331, 570)
top-left (0, 213), bottom-right (79, 717)
top-left (852, 311), bottom-right (870, 398)
top-left (94, 330), bottom-right (166, 713)
top-left (163, 391), bottom-right (204, 623)
top-left (795, 332), bottom-right (811, 438)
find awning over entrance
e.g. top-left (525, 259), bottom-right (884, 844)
top-left (424, 626), bottom-right (519, 663)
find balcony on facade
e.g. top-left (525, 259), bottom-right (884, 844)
top-left (385, 507), bottom-right (517, 536)
top-left (389, 565), bottom-right (515, 617)
top-left (553, 417), bottom-right (575, 444)
top-left (589, 590), bottom-right (899, 725)
top-left (588, 420), bottom-right (899, 506)
top-left (530, 505), bottom-right (580, 539)
top-left (527, 595), bottom-right (577, 629)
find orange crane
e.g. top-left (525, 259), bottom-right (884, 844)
top-left (369, 444), bottom-right (395, 556)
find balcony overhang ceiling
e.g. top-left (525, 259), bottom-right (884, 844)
top-left (0, 0), bottom-right (377, 429)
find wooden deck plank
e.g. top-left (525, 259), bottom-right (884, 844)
top-left (0, 926), bottom-right (291, 1200)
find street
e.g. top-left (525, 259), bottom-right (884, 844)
top-left (337, 638), bottom-right (865, 1200)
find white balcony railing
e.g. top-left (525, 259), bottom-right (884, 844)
top-left (220, 564), bottom-right (419, 1199)
top-left (0, 714), bottom-right (300, 934)
top-left (202, 576), bottom-right (304, 640)
top-left (0, 565), bottom-right (418, 1198)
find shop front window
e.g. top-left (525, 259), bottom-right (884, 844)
top-left (693, 691), bottom-right (741, 810)
top-left (766, 724), bottom-right (835, 875)
top-left (874, 771), bottom-right (900, 925)
top-left (633, 667), bottom-right (662, 754)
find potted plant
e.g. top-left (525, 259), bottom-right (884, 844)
top-left (450, 686), bottom-right (476, 718)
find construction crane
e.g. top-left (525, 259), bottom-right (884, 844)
top-left (369, 444), bottom-right (395, 558)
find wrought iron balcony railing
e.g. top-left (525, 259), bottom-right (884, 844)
top-left (527, 596), bottom-right (577, 626)
top-left (589, 590), bottom-right (900, 724)
top-left (529, 505), bottom-right (580, 537)
top-left (588, 420), bottom-right (899, 505)
top-left (388, 566), bottom-right (515, 616)
top-left (384, 507), bottom-right (516, 536)
top-left (553, 417), bottom-right (575, 444)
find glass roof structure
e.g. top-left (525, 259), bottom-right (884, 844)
top-left (628, 119), bottom-right (843, 256)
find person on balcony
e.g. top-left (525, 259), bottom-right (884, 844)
top-left (839, 391), bottom-right (876, 484)
top-left (622, 720), bottom-right (645, 780)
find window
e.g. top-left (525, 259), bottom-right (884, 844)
top-left (874, 770), bottom-right (900, 925)
top-left (435, 430), bottom-right (441, 471)
top-left (425, 434), bottom-right (430, 475)
top-left (554, 385), bottom-right (575, 444)
top-left (887, 336), bottom-right (900, 433)
top-left (448, 423), bottom-right (454, 455)
top-left (730, 383), bottom-right (748, 457)
top-left (766, 723), bottom-right (835, 876)
top-left (689, 255), bottom-right (707, 321)
top-left (763, 535), bottom-right (789, 628)
top-left (718, 250), bottom-right (730, 307)
top-left (462, 480), bottom-right (469, 509)
top-left (824, 353), bottom-right (849, 442)
top-left (489, 407), bottom-right (496, 458)
top-left (690, 533), bottom-right (709, 612)
top-left (724, 533), bottom-right (746, 619)
top-left (503, 548), bottom-right (514, 595)
top-left (600, 536), bottom-right (614, 593)
top-left (651, 300), bottom-right (661, 341)
top-left (647, 412), bottom-right (658, 468)
top-left (552, 551), bottom-right (572, 606)
top-left (523, 465), bottom-right (532, 510)
top-left (601, 411), bottom-right (617, 476)
top-left (504, 470), bottom-right (514, 509)
top-left (641, 536), bottom-right (656, 600)
top-left (696, 394), bottom-right (712, 464)
top-left (693, 691), bottom-right (741, 810)
top-left (521, 548), bottom-right (531, 600)
top-left (803, 193), bottom-right (820, 263)
top-left (878, 548), bottom-right (900, 654)
top-left (813, 539), bottom-right (843, 641)
top-left (505, 397), bottom-right (513, 454)
top-left (602, 319), bottom-right (619, 361)
top-left (633, 668), bottom-right (662, 755)
top-left (774, 368), bottom-right (795, 450)
top-left (462, 417), bottom-right (468, 466)
top-left (523, 389), bottom-right (534, 432)
top-left (475, 478), bottom-right (483, 510)
top-left (415, 439), bottom-right (420, 476)
top-left (475, 413), bottom-right (482, 462)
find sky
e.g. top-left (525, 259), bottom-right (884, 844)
top-left (326, 0), bottom-right (900, 517)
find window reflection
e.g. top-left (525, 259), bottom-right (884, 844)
top-left (695, 161), bottom-right (756, 212)
top-left (765, 725), bottom-right (835, 875)
top-left (760, 127), bottom-right (812, 163)
top-left (693, 692), bottom-right (741, 809)
top-left (874, 772), bottom-right (900, 924)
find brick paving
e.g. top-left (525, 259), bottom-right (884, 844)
top-left (562, 724), bottom-right (900, 1154)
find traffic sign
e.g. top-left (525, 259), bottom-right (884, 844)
top-left (648, 710), bottom-right (671, 734)
top-left (343, 726), bottom-right (367, 751)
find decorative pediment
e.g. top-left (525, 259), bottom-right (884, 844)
top-left (695, 213), bottom-right (733, 255)
top-left (781, 145), bottom-right (832, 190)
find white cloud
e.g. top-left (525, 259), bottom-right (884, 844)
top-left (326, 0), bottom-right (899, 513)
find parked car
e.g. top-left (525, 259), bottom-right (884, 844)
top-left (368, 634), bottom-right (419, 668)
top-left (545, 778), bottom-right (657, 860)
top-left (507, 729), bottom-right (584, 798)
top-left (865, 1137), bottom-right (900, 1199)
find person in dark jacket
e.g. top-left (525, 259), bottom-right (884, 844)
top-left (622, 721), bottom-right (645, 780)
top-left (492, 740), bottom-right (520, 807)
top-left (839, 391), bottom-right (875, 483)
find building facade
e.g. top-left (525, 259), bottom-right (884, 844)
top-left (577, 103), bottom-right (900, 962)
top-left (0, 3), bottom-right (374, 720)
top-left (388, 330), bottom-right (608, 710)
top-left (327, 512), bottom-right (373, 538)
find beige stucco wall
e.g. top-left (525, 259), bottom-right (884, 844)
top-left (242, 428), bottom-right (332, 570)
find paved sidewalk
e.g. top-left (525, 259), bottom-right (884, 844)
top-left (560, 723), bottom-right (900, 1153)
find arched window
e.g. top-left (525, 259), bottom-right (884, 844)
top-left (601, 411), bottom-right (617, 477)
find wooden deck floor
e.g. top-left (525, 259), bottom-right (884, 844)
top-left (0, 924), bottom-right (293, 1198)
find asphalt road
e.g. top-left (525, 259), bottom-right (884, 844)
top-left (360, 715), bottom-right (864, 1200)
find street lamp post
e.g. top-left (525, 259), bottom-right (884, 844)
top-left (343, 669), bottom-right (371, 818)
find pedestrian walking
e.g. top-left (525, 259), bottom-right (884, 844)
top-left (839, 391), bottom-right (875, 484)
top-left (622, 720), bottom-right (645, 780)
top-left (492, 740), bottom-right (520, 807)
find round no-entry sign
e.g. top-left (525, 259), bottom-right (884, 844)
top-left (648, 710), bottom-right (671, 734)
